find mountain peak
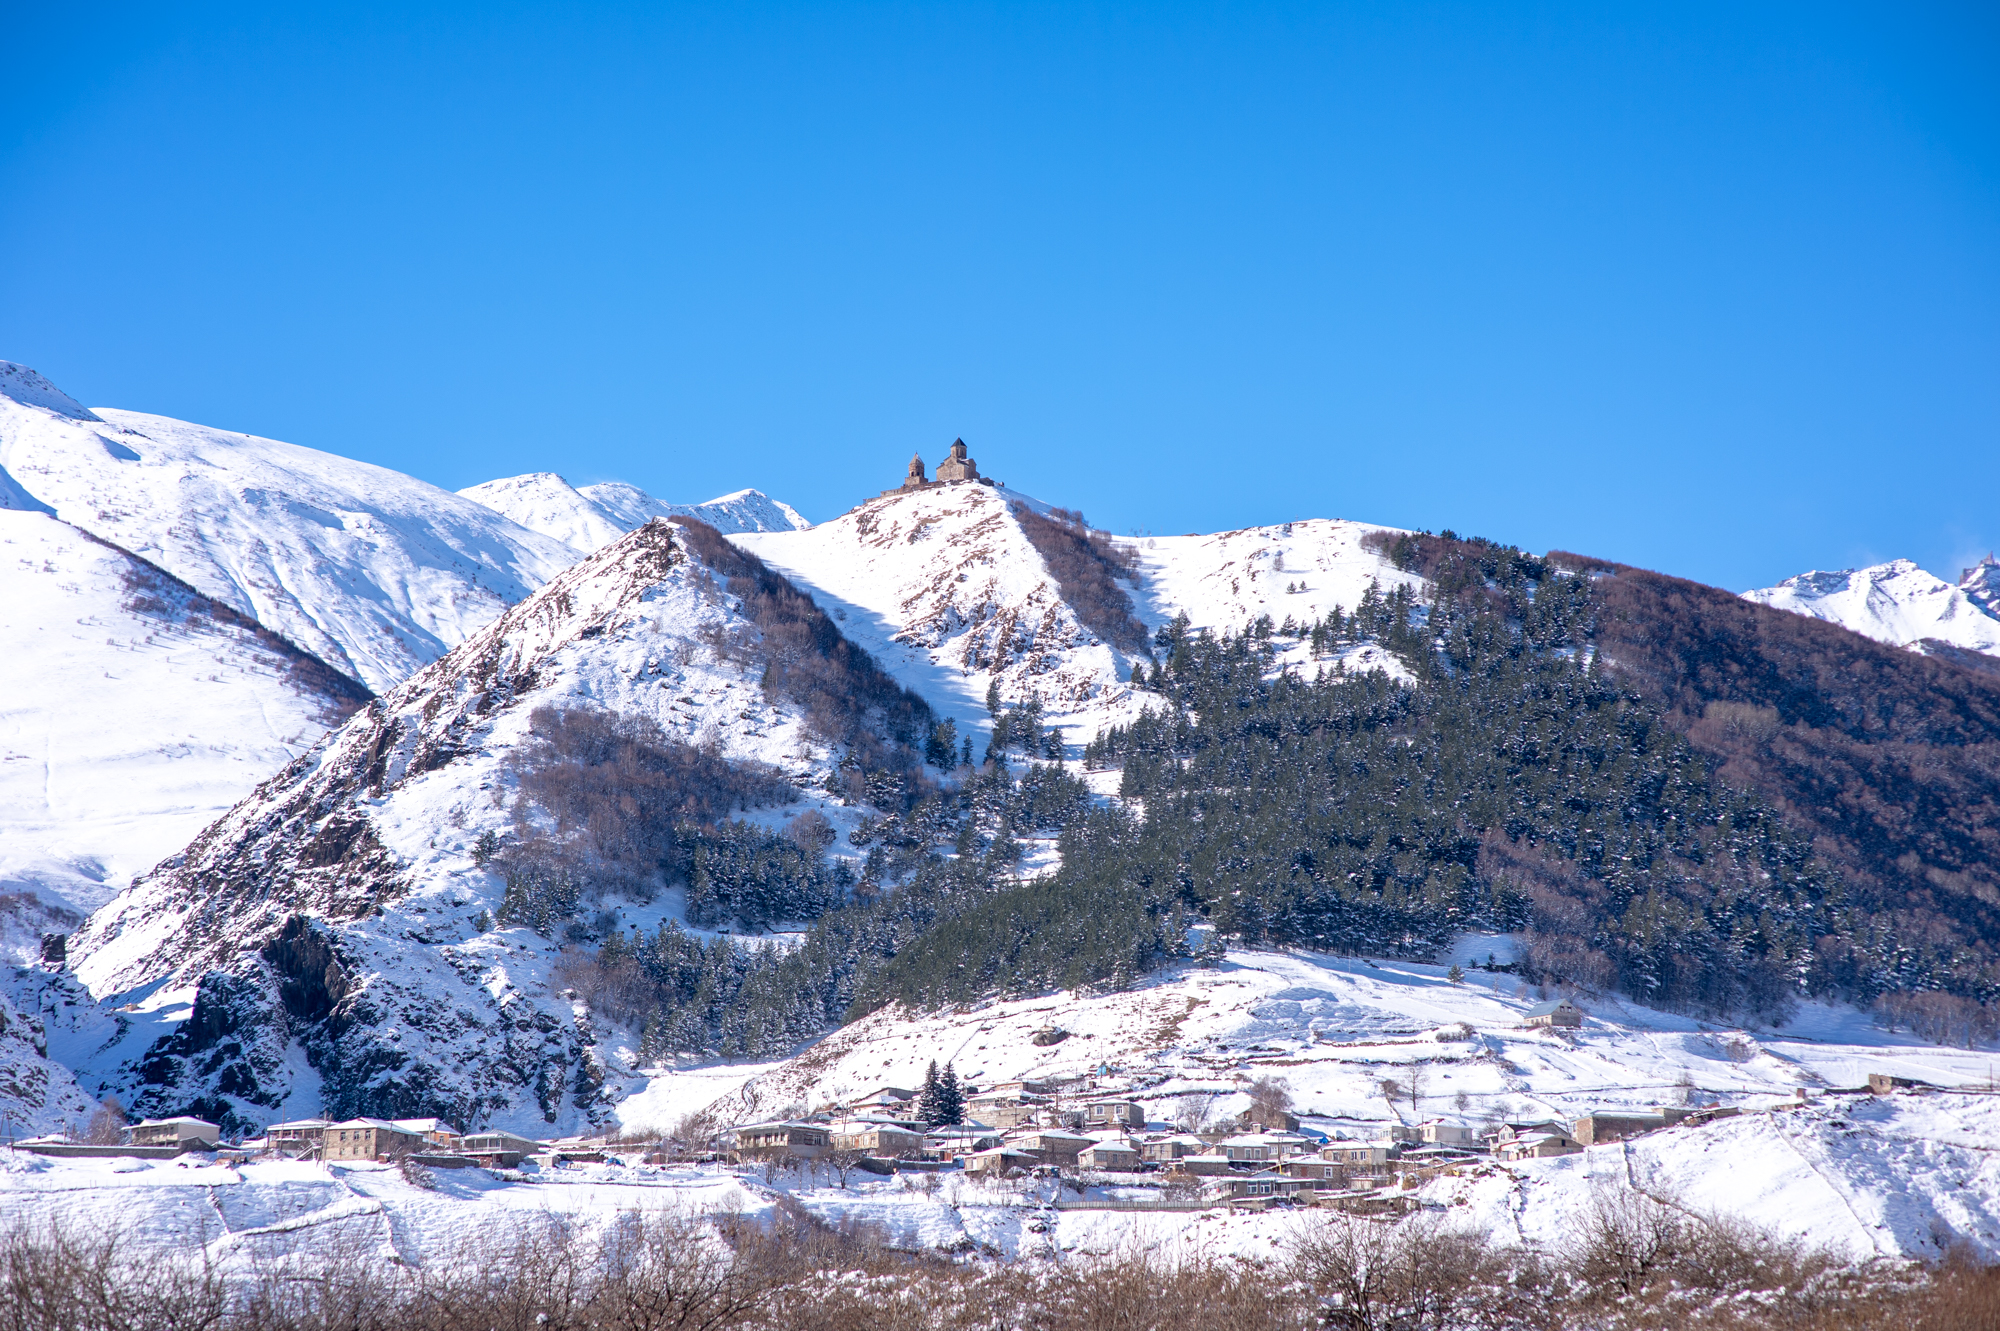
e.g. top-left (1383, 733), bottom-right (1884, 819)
top-left (0, 362), bottom-right (99, 422)
top-left (1744, 558), bottom-right (2000, 658)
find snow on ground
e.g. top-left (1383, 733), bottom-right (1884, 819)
top-left (0, 510), bottom-right (362, 934)
top-left (0, 362), bottom-right (578, 693)
top-left (2, 1087), bottom-right (1994, 1269)
top-left (460, 473), bottom-right (810, 555)
top-left (677, 944), bottom-right (2000, 1138)
top-left (734, 484), bottom-right (1147, 750)
top-left (1744, 558), bottom-right (2000, 659)
top-left (1121, 518), bottom-right (1422, 642)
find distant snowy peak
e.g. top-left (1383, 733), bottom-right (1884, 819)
top-left (1743, 558), bottom-right (2000, 659)
top-left (460, 473), bottom-right (810, 555)
top-left (586, 483), bottom-right (811, 537)
top-left (0, 364), bottom-right (578, 693)
top-left (0, 361), bottom-right (98, 422)
top-left (456, 473), bottom-right (629, 553)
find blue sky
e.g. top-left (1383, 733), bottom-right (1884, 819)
top-left (3, 3), bottom-right (1995, 590)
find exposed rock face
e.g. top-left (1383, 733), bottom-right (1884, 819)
top-left (61, 519), bottom-right (874, 1136)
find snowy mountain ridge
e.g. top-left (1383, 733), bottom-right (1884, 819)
top-left (53, 517), bottom-right (903, 1136)
top-left (1744, 555), bottom-right (2000, 661)
top-left (460, 471), bottom-right (810, 556)
top-left (0, 362), bottom-right (581, 694)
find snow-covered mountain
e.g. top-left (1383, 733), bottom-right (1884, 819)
top-left (0, 509), bottom-right (369, 945)
top-left (57, 518), bottom-right (904, 1136)
top-left (460, 472), bottom-right (809, 555)
top-left (1743, 556), bottom-right (2000, 661)
top-left (0, 363), bottom-right (579, 693)
top-left (733, 484), bottom-right (1419, 746)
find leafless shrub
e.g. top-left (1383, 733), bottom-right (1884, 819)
top-left (0, 1216), bottom-right (227, 1331)
top-left (1288, 1210), bottom-right (1525, 1331)
top-left (83, 1096), bottom-right (127, 1144)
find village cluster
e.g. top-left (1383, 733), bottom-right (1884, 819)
top-left (10, 992), bottom-right (1943, 1217)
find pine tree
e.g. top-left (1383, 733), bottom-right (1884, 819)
top-left (918, 1060), bottom-right (946, 1125)
top-left (985, 681), bottom-right (1002, 717)
top-left (938, 1064), bottom-right (965, 1126)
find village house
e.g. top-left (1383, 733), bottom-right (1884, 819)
top-left (125, 1117), bottom-right (220, 1150)
top-left (390, 1118), bottom-right (462, 1149)
top-left (1140, 1134), bottom-right (1207, 1165)
top-left (1082, 1099), bottom-right (1145, 1129)
top-left (849, 1086), bottom-right (917, 1111)
top-left (1320, 1142), bottom-right (1397, 1169)
top-left (1201, 1172), bottom-right (1319, 1204)
top-left (1571, 1108), bottom-right (1689, 1145)
top-left (461, 1130), bottom-right (546, 1167)
top-left (963, 1146), bottom-right (1039, 1175)
top-left (1238, 1104), bottom-right (1303, 1133)
top-left (730, 1121), bottom-right (831, 1162)
top-left (1174, 1152), bottom-right (1234, 1177)
top-left (1007, 1129), bottom-right (1096, 1167)
top-left (1418, 1119), bottom-right (1478, 1147)
top-left (965, 1092), bottom-right (1051, 1129)
top-left (324, 1119), bottom-right (428, 1161)
top-left (1217, 1131), bottom-right (1315, 1165)
top-left (266, 1119), bottom-right (331, 1152)
top-left (1521, 998), bottom-right (1584, 1029)
top-left (830, 1120), bottom-right (925, 1157)
top-left (1495, 1131), bottom-right (1583, 1161)
top-left (1077, 1139), bottom-right (1141, 1171)
top-left (925, 1127), bottom-right (1003, 1158)
top-left (1279, 1157), bottom-right (1342, 1183)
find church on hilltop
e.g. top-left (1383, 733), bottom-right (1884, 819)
top-left (885, 439), bottom-right (999, 495)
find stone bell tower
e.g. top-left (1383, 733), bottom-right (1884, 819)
top-left (935, 438), bottom-right (980, 483)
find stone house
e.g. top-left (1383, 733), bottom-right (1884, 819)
top-left (1320, 1142), bottom-right (1396, 1167)
top-left (830, 1121), bottom-right (925, 1156)
top-left (266, 1119), bottom-right (331, 1152)
top-left (1496, 1132), bottom-right (1583, 1161)
top-left (1140, 1134), bottom-right (1206, 1164)
top-left (1008, 1130), bottom-right (1095, 1167)
top-left (1418, 1120), bottom-right (1478, 1146)
top-left (1571, 1109), bottom-right (1689, 1145)
top-left (963, 1146), bottom-right (1039, 1175)
top-left (324, 1119), bottom-right (427, 1161)
top-left (126, 1117), bottom-right (220, 1150)
top-left (461, 1130), bottom-right (547, 1167)
top-left (1078, 1139), bottom-right (1141, 1171)
top-left (1083, 1100), bottom-right (1145, 1129)
top-left (731, 1122), bottom-right (831, 1162)
top-left (1174, 1153), bottom-right (1233, 1177)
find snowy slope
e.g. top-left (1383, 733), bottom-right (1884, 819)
top-left (733, 485), bottom-right (1146, 747)
top-left (736, 495), bottom-right (1420, 748)
top-left (460, 473), bottom-right (810, 555)
top-left (1743, 558), bottom-right (2000, 659)
top-left (0, 511), bottom-right (368, 941)
top-left (0, 363), bottom-right (579, 693)
top-left (53, 519), bottom-right (891, 1137)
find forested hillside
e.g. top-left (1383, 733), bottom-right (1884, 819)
top-left (556, 531), bottom-right (2000, 1054)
